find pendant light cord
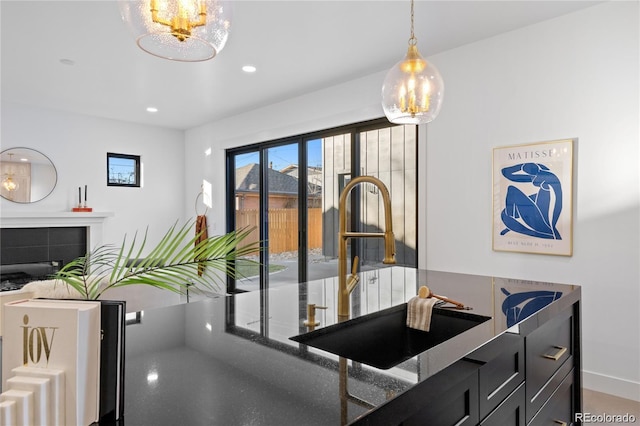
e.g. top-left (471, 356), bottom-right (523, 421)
top-left (409, 0), bottom-right (417, 46)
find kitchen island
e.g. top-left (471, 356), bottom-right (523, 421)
top-left (120, 267), bottom-right (581, 425)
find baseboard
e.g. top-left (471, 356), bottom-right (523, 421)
top-left (583, 370), bottom-right (640, 402)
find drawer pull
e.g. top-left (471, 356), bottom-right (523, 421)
top-left (553, 420), bottom-right (567, 426)
top-left (542, 345), bottom-right (567, 361)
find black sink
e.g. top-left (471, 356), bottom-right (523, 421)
top-left (290, 303), bottom-right (490, 369)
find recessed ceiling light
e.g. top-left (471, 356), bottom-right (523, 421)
top-left (59, 58), bottom-right (75, 66)
top-left (242, 65), bottom-right (257, 73)
top-left (146, 107), bottom-right (158, 113)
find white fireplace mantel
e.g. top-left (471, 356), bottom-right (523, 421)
top-left (0, 211), bottom-right (114, 249)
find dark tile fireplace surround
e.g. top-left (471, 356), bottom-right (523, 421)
top-left (0, 227), bottom-right (87, 290)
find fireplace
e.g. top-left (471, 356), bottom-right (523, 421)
top-left (0, 227), bottom-right (86, 291)
top-left (0, 261), bottom-right (62, 291)
top-left (0, 211), bottom-right (112, 291)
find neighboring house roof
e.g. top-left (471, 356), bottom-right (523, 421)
top-left (280, 165), bottom-right (323, 194)
top-left (235, 163), bottom-right (299, 195)
top-left (280, 164), bottom-right (298, 176)
top-left (281, 165), bottom-right (322, 178)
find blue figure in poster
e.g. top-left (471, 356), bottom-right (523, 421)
top-left (500, 288), bottom-right (563, 327)
top-left (500, 162), bottom-right (563, 240)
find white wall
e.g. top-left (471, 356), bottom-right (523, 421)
top-left (185, 2), bottom-right (639, 401)
top-left (1, 103), bottom-right (186, 307)
top-left (426, 2), bottom-right (639, 401)
top-left (1, 102), bottom-right (186, 245)
top-left (183, 73), bottom-right (389, 233)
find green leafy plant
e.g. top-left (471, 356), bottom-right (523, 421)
top-left (52, 220), bottom-right (260, 300)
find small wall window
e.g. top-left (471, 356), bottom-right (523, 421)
top-left (107, 153), bottom-right (141, 187)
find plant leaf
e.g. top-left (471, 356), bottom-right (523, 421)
top-left (51, 221), bottom-right (261, 300)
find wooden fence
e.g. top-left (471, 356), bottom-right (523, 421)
top-left (235, 208), bottom-right (323, 254)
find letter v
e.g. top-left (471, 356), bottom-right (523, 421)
top-left (39, 327), bottom-right (58, 366)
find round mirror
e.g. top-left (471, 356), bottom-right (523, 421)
top-left (1, 147), bottom-right (57, 203)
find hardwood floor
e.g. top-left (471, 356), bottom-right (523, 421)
top-left (583, 389), bottom-right (639, 423)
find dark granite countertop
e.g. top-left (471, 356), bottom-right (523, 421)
top-left (121, 267), bottom-right (580, 426)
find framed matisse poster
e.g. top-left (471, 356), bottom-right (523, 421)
top-left (492, 139), bottom-right (574, 256)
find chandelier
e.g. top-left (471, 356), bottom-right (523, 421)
top-left (382, 0), bottom-right (444, 124)
top-left (118, 0), bottom-right (232, 62)
top-left (2, 176), bottom-right (17, 192)
top-left (2, 154), bottom-right (18, 192)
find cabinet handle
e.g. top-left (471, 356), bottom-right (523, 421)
top-left (553, 420), bottom-right (567, 426)
top-left (542, 345), bottom-right (567, 361)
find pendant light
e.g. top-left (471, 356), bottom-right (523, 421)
top-left (118, 0), bottom-right (232, 62)
top-left (382, 0), bottom-right (444, 124)
top-left (2, 176), bottom-right (17, 192)
top-left (2, 154), bottom-right (18, 192)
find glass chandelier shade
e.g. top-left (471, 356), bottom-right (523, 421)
top-left (118, 0), bottom-right (231, 62)
top-left (2, 153), bottom-right (18, 192)
top-left (382, 1), bottom-right (444, 124)
top-left (2, 176), bottom-right (18, 192)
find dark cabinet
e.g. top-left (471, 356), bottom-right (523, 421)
top-left (466, 332), bottom-right (525, 419)
top-left (529, 369), bottom-right (575, 426)
top-left (402, 368), bottom-right (479, 426)
top-left (351, 359), bottom-right (481, 426)
top-left (353, 300), bottom-right (581, 426)
top-left (483, 304), bottom-right (578, 426)
top-left (525, 307), bottom-right (574, 423)
top-left (480, 383), bottom-right (526, 426)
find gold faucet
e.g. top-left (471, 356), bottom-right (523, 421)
top-left (304, 303), bottom-right (327, 330)
top-left (338, 176), bottom-right (396, 319)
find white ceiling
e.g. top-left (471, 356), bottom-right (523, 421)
top-left (1, 1), bottom-right (602, 130)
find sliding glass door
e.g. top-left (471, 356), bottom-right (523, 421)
top-left (306, 137), bottom-right (333, 282)
top-left (231, 150), bottom-right (262, 292)
top-left (264, 143), bottom-right (300, 287)
top-left (226, 119), bottom-right (417, 294)
top-left (228, 142), bottom-right (305, 292)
